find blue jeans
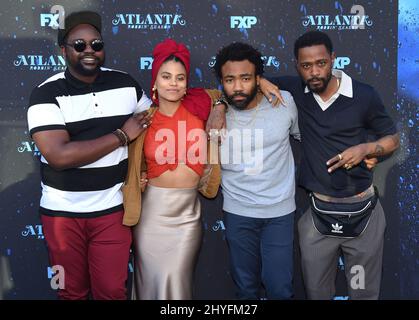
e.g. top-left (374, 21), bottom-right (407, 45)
top-left (224, 211), bottom-right (294, 300)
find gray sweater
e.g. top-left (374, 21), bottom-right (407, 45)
top-left (220, 92), bottom-right (300, 218)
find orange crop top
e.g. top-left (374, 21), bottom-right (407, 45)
top-left (144, 104), bottom-right (207, 179)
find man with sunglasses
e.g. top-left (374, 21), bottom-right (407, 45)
top-left (28, 9), bottom-right (230, 300)
top-left (26, 11), bottom-right (153, 300)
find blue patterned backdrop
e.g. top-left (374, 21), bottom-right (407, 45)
top-left (0, 0), bottom-right (417, 299)
top-left (397, 0), bottom-right (418, 298)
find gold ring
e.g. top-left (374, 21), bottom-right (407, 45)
top-left (345, 164), bottom-right (352, 170)
top-left (338, 154), bottom-right (343, 161)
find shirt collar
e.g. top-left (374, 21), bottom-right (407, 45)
top-left (304, 69), bottom-right (353, 98)
top-left (64, 68), bottom-right (106, 89)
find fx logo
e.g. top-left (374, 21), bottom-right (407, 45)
top-left (139, 57), bottom-right (153, 70)
top-left (40, 5), bottom-right (65, 29)
top-left (230, 16), bottom-right (257, 29)
top-left (334, 57), bottom-right (351, 69)
top-left (48, 265), bottom-right (65, 290)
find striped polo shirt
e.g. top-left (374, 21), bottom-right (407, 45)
top-left (27, 67), bottom-right (151, 218)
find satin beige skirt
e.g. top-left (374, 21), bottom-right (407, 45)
top-left (132, 184), bottom-right (202, 300)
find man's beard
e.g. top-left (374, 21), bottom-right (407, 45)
top-left (305, 70), bottom-right (332, 94)
top-left (67, 54), bottom-right (105, 77)
top-left (224, 84), bottom-right (258, 110)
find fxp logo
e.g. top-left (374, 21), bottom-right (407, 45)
top-left (334, 57), bottom-right (351, 69)
top-left (230, 16), bottom-right (257, 29)
top-left (40, 5), bottom-right (65, 29)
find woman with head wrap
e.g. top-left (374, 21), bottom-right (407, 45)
top-left (122, 39), bottom-right (221, 299)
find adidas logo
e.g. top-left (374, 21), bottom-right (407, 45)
top-left (331, 223), bottom-right (343, 234)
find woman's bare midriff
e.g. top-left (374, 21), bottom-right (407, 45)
top-left (148, 164), bottom-right (200, 188)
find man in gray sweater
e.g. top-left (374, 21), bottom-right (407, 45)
top-left (213, 43), bottom-right (300, 299)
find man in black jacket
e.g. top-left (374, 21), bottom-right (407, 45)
top-left (267, 31), bottom-right (399, 300)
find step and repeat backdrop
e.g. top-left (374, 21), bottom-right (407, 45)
top-left (0, 0), bottom-right (417, 299)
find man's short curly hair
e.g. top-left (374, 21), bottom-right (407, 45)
top-left (214, 42), bottom-right (264, 80)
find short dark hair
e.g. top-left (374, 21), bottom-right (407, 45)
top-left (294, 31), bottom-right (333, 59)
top-left (214, 42), bottom-right (264, 80)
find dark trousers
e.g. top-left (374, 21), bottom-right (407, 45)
top-left (224, 211), bottom-right (294, 300)
top-left (41, 210), bottom-right (132, 300)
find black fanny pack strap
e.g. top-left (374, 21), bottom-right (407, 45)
top-left (310, 187), bottom-right (379, 214)
top-left (309, 187), bottom-right (379, 238)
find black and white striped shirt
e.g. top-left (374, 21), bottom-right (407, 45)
top-left (27, 68), bottom-right (151, 217)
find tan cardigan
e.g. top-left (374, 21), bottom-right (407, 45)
top-left (122, 89), bottom-right (222, 226)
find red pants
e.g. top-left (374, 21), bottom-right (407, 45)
top-left (41, 211), bottom-right (132, 300)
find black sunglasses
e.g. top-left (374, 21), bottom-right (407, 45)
top-left (64, 39), bottom-right (104, 52)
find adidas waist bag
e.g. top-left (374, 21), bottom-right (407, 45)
top-left (309, 188), bottom-right (378, 238)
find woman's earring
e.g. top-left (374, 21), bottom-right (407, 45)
top-left (152, 86), bottom-right (157, 100)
